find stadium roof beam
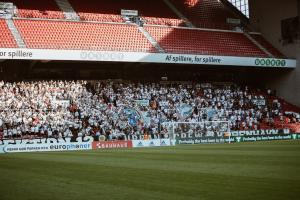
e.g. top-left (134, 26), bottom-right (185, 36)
top-left (163, 0), bottom-right (195, 28)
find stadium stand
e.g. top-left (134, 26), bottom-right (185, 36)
top-left (169, 0), bottom-right (237, 29)
top-left (145, 26), bottom-right (268, 57)
top-left (1, 0), bottom-right (64, 19)
top-left (0, 19), bottom-right (17, 48)
top-left (0, 80), bottom-right (299, 140)
top-left (0, 0), bottom-right (284, 58)
top-left (0, 0), bottom-right (297, 141)
top-left (68, 0), bottom-right (184, 26)
top-left (14, 19), bottom-right (156, 52)
top-left (250, 33), bottom-right (286, 58)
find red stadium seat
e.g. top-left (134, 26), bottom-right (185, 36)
top-left (145, 26), bottom-right (268, 57)
top-left (14, 19), bottom-right (156, 52)
top-left (68, 0), bottom-right (184, 26)
top-left (250, 33), bottom-right (286, 58)
top-left (169, 0), bottom-right (236, 29)
top-left (1, 0), bottom-right (64, 19)
top-left (0, 19), bottom-right (17, 48)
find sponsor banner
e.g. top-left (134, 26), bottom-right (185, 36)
top-left (0, 48), bottom-right (296, 68)
top-left (176, 136), bottom-right (227, 144)
top-left (160, 139), bottom-right (172, 146)
top-left (175, 129), bottom-right (298, 144)
top-left (175, 131), bottom-right (227, 144)
top-left (0, 146), bottom-right (4, 154)
top-left (125, 133), bottom-right (168, 140)
top-left (232, 134), bottom-right (297, 142)
top-left (3, 142), bottom-right (92, 153)
top-left (92, 141), bottom-right (133, 149)
top-left (230, 129), bottom-right (290, 137)
top-left (291, 134), bottom-right (300, 140)
top-left (1, 137), bottom-right (93, 153)
top-left (132, 139), bottom-right (172, 148)
top-left (231, 129), bottom-right (300, 142)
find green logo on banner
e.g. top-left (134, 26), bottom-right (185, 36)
top-left (235, 137), bottom-right (242, 143)
top-left (255, 58), bottom-right (286, 67)
top-left (292, 134), bottom-right (297, 140)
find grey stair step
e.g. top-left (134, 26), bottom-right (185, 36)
top-left (138, 26), bottom-right (165, 53)
top-left (5, 19), bottom-right (26, 48)
top-left (55, 0), bottom-right (80, 20)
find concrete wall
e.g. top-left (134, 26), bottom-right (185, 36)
top-left (249, 0), bottom-right (300, 107)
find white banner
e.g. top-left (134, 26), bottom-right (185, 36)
top-left (121, 9), bottom-right (138, 16)
top-left (0, 146), bottom-right (4, 153)
top-left (135, 100), bottom-right (149, 106)
top-left (1, 137), bottom-right (93, 153)
top-left (53, 100), bottom-right (70, 108)
top-left (3, 142), bottom-right (92, 153)
top-left (0, 48), bottom-right (296, 68)
top-left (132, 139), bottom-right (172, 148)
top-left (252, 99), bottom-right (266, 106)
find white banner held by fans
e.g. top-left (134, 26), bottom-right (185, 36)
top-left (0, 48), bottom-right (296, 68)
top-left (53, 100), bottom-right (70, 108)
top-left (135, 100), bottom-right (149, 106)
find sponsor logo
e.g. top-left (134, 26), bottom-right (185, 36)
top-left (160, 140), bottom-right (167, 146)
top-left (49, 143), bottom-right (91, 150)
top-left (137, 141), bottom-right (144, 147)
top-left (92, 141), bottom-right (133, 149)
top-left (235, 137), bottom-right (242, 143)
top-left (80, 51), bottom-right (124, 61)
top-left (149, 141), bottom-right (155, 146)
top-left (292, 134), bottom-right (297, 140)
top-left (255, 58), bottom-right (286, 67)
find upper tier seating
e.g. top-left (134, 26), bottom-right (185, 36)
top-left (145, 26), bottom-right (268, 57)
top-left (1, 0), bottom-right (64, 19)
top-left (250, 33), bottom-right (286, 58)
top-left (14, 20), bottom-right (156, 52)
top-left (170, 0), bottom-right (236, 29)
top-left (0, 19), bottom-right (17, 48)
top-left (68, 0), bottom-right (184, 26)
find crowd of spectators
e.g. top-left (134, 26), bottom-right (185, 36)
top-left (0, 80), bottom-right (299, 140)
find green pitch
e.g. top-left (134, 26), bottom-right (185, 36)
top-left (0, 140), bottom-right (300, 200)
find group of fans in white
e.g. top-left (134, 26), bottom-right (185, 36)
top-left (0, 80), bottom-right (299, 140)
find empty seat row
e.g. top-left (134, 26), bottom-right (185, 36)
top-left (0, 18), bottom-right (283, 59)
top-left (145, 26), bottom-right (268, 57)
top-left (68, 0), bottom-right (182, 25)
top-left (0, 19), bottom-right (17, 48)
top-left (250, 34), bottom-right (286, 58)
top-left (1, 0), bottom-right (64, 19)
top-left (169, 0), bottom-right (236, 29)
top-left (14, 19), bottom-right (156, 52)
